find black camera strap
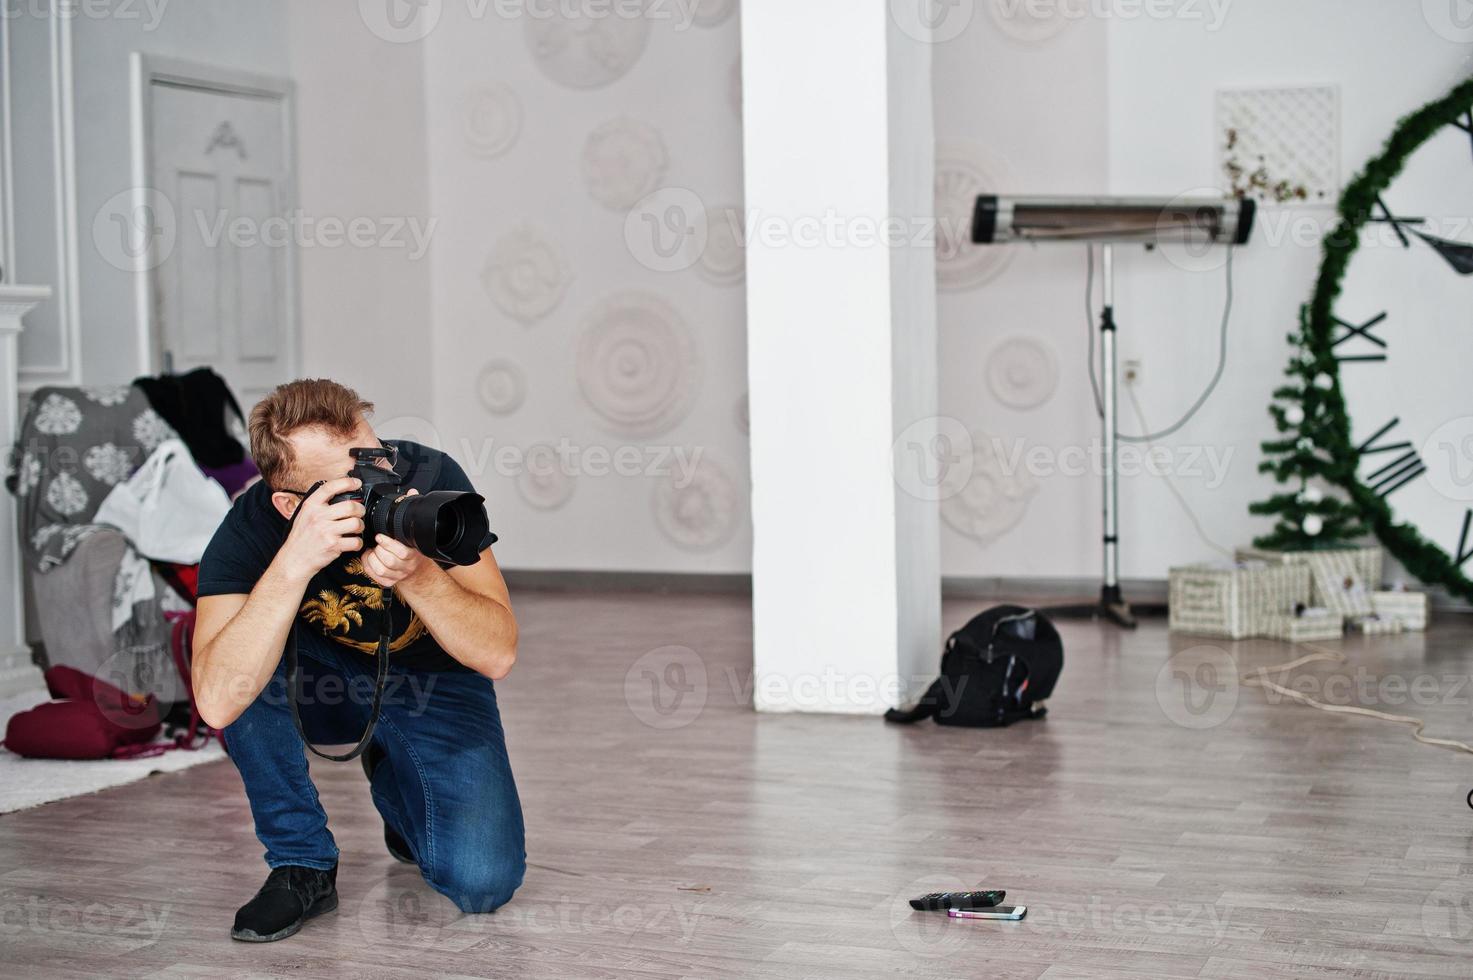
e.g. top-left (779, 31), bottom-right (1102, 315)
top-left (283, 480), bottom-right (392, 763)
top-left (285, 598), bottom-right (392, 763)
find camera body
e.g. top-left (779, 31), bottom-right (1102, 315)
top-left (330, 446), bottom-right (489, 566)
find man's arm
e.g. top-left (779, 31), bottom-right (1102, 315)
top-left (193, 477), bottom-right (366, 729)
top-left (360, 539), bottom-right (518, 679)
top-left (192, 568), bottom-right (309, 731)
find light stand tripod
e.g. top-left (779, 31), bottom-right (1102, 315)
top-left (1047, 243), bottom-right (1136, 627)
top-left (970, 195), bottom-right (1254, 629)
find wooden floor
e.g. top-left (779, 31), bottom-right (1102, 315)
top-left (3, 590), bottom-right (1472, 979)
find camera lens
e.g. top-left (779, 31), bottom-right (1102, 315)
top-left (386, 490), bottom-right (489, 566)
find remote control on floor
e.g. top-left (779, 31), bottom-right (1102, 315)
top-left (909, 890), bottom-right (1004, 911)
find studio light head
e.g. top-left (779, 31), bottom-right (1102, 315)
top-left (971, 194), bottom-right (1255, 247)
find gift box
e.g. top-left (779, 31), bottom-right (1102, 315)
top-left (1351, 615), bottom-right (1403, 636)
top-left (1234, 546), bottom-right (1383, 616)
top-left (1169, 561), bottom-right (1313, 639)
top-left (1368, 590), bottom-right (1428, 631)
top-left (1263, 609), bottom-right (1345, 642)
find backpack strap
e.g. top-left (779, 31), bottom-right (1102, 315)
top-left (884, 677), bottom-right (946, 724)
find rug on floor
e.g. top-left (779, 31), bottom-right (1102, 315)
top-left (0, 689), bottom-right (225, 814)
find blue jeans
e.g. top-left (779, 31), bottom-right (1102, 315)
top-left (222, 628), bottom-right (525, 913)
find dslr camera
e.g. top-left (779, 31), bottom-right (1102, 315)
top-left (330, 446), bottom-right (489, 566)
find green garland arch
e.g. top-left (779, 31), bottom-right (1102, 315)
top-left (1296, 75), bottom-right (1473, 603)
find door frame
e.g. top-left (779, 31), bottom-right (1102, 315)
top-left (129, 53), bottom-right (300, 382)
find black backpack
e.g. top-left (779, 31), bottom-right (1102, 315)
top-left (884, 605), bottom-right (1063, 727)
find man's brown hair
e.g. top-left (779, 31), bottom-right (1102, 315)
top-left (249, 379), bottom-right (374, 489)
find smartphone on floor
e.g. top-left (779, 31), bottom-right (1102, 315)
top-left (949, 905), bottom-right (1026, 920)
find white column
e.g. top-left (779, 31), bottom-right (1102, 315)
top-left (0, 285), bottom-right (49, 697)
top-left (741, 2), bottom-right (940, 713)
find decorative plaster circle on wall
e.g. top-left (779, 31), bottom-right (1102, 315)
top-left (523, 5), bottom-right (651, 89)
top-left (690, 0), bottom-right (737, 27)
top-left (941, 431), bottom-right (1039, 544)
top-left (582, 117), bottom-right (669, 211)
top-left (517, 443), bottom-right (575, 510)
top-left (986, 336), bottom-right (1059, 410)
top-left (987, 0), bottom-right (1075, 43)
top-left (577, 292), bottom-right (700, 436)
top-left (653, 456), bottom-right (741, 551)
top-left (934, 145), bottom-right (1015, 291)
top-left (476, 359), bottom-right (527, 416)
top-left (697, 205), bottom-right (746, 285)
top-left (480, 224), bottom-right (571, 324)
top-left (461, 84), bottom-right (522, 159)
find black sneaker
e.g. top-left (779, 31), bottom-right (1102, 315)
top-left (231, 864), bottom-right (338, 943)
top-left (361, 742), bottom-right (416, 865)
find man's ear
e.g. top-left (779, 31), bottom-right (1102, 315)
top-left (270, 491), bottom-right (301, 521)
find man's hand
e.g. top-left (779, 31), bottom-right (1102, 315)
top-left (361, 533), bottom-right (434, 589)
top-left (277, 476), bottom-right (366, 583)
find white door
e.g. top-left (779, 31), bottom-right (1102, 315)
top-left (146, 68), bottom-right (296, 409)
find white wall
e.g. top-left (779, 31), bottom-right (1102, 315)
top-left (66, 2), bottom-right (293, 382)
top-left (932, 11), bottom-right (1111, 580)
top-left (421, 5), bottom-right (749, 572)
top-left (11, 0), bottom-right (1467, 584)
top-left (285, 4), bottom-right (436, 424)
top-left (933, 0), bottom-right (1473, 582)
top-left (5, 0), bottom-right (433, 423)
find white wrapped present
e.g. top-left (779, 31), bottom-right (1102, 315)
top-left (1368, 590), bottom-right (1428, 631)
top-left (1169, 561), bottom-right (1312, 639)
top-left (1263, 609), bottom-right (1345, 642)
top-left (1235, 546), bottom-right (1383, 616)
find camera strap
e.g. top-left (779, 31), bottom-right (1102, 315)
top-left (285, 597), bottom-right (392, 763)
top-left (282, 481), bottom-right (392, 763)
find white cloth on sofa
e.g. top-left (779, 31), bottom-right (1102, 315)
top-left (93, 438), bottom-right (231, 564)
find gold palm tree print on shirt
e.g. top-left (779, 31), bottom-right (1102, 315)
top-left (299, 558), bottom-right (428, 656)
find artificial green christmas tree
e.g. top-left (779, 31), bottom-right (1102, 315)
top-left (1249, 311), bottom-right (1368, 551)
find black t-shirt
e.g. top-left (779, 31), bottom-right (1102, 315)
top-left (197, 440), bottom-right (497, 672)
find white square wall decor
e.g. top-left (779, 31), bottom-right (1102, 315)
top-left (1215, 85), bottom-right (1340, 205)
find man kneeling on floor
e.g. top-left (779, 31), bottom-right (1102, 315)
top-left (193, 378), bottom-right (524, 942)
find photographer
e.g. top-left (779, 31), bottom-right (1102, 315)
top-left (192, 379), bottom-right (524, 943)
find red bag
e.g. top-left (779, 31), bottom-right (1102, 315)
top-left (3, 612), bottom-right (217, 760)
top-left (4, 666), bottom-right (163, 759)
